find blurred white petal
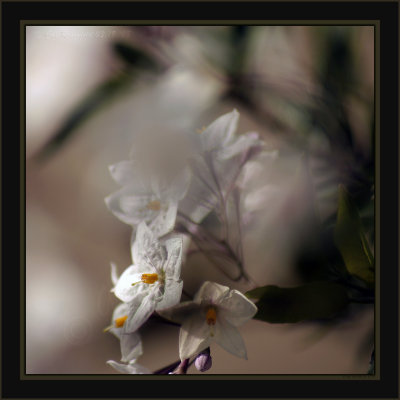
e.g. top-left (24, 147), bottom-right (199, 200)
top-left (107, 359), bottom-right (151, 374)
top-left (109, 160), bottom-right (143, 187)
top-left (216, 131), bottom-right (262, 161)
top-left (148, 202), bottom-right (178, 238)
top-left (200, 109), bottom-right (239, 152)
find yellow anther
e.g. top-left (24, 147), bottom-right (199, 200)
top-left (141, 273), bottom-right (159, 284)
top-left (146, 200), bottom-right (161, 211)
top-left (115, 315), bottom-right (128, 328)
top-left (103, 314), bottom-right (128, 332)
top-left (196, 126), bottom-right (207, 134)
top-left (206, 307), bottom-right (217, 325)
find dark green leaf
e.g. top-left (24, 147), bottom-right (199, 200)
top-left (34, 72), bottom-right (132, 162)
top-left (245, 286), bottom-right (268, 299)
top-left (34, 42), bottom-right (162, 162)
top-left (247, 281), bottom-right (349, 323)
top-left (334, 185), bottom-right (374, 285)
top-left (113, 42), bottom-right (160, 71)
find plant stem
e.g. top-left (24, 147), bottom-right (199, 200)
top-left (153, 360), bottom-right (181, 375)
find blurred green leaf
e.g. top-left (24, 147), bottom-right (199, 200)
top-left (334, 185), bottom-right (374, 285)
top-left (35, 72), bottom-right (132, 162)
top-left (35, 43), bottom-right (162, 162)
top-left (247, 281), bottom-right (349, 323)
top-left (113, 42), bottom-right (161, 71)
top-left (245, 286), bottom-right (268, 299)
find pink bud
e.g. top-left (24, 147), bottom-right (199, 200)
top-left (194, 349), bottom-right (212, 372)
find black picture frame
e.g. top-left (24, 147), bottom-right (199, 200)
top-left (1, 1), bottom-right (398, 399)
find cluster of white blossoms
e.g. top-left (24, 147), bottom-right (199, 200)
top-left (104, 110), bottom-right (266, 374)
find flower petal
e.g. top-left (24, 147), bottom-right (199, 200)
top-left (148, 202), bottom-right (178, 238)
top-left (213, 317), bottom-right (247, 359)
top-left (132, 222), bottom-right (166, 270)
top-left (169, 167), bottom-right (192, 201)
top-left (124, 285), bottom-right (161, 333)
top-left (108, 302), bottom-right (130, 339)
top-left (194, 281), bottom-right (230, 304)
top-left (110, 263), bottom-right (119, 287)
top-left (178, 186), bottom-right (218, 223)
top-left (200, 109), bottom-right (239, 152)
top-left (163, 236), bottom-right (183, 280)
top-left (109, 160), bottom-right (143, 187)
top-left (105, 185), bottom-right (156, 226)
top-left (113, 265), bottom-right (149, 303)
top-left (218, 289), bottom-right (257, 327)
top-left (120, 331), bottom-right (143, 362)
top-left (107, 360), bottom-right (151, 374)
top-left (216, 132), bottom-right (262, 161)
top-left (155, 279), bottom-right (183, 310)
top-left (177, 155), bottom-right (220, 223)
top-left (179, 312), bottom-right (211, 360)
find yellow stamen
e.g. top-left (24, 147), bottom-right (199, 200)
top-left (141, 273), bottom-right (158, 284)
top-left (103, 314), bottom-right (129, 332)
top-left (206, 307), bottom-right (217, 325)
top-left (115, 315), bottom-right (128, 328)
top-left (146, 200), bottom-right (161, 211)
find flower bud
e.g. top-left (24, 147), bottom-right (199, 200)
top-left (194, 348), bottom-right (212, 372)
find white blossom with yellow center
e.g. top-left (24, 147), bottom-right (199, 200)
top-left (104, 302), bottom-right (143, 363)
top-left (160, 281), bottom-right (257, 360)
top-left (105, 159), bottom-right (191, 238)
top-left (113, 221), bottom-right (183, 333)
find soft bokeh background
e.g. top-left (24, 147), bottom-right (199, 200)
top-left (26, 25), bottom-right (374, 374)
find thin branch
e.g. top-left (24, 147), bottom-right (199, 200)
top-left (153, 360), bottom-right (181, 375)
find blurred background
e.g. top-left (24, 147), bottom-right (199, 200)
top-left (26, 25), bottom-right (375, 374)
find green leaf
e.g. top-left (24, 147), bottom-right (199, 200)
top-left (34, 43), bottom-right (162, 162)
top-left (334, 185), bottom-right (374, 285)
top-left (245, 286), bottom-right (269, 299)
top-left (112, 42), bottom-right (161, 71)
top-left (247, 281), bottom-right (349, 323)
top-left (34, 72), bottom-right (132, 162)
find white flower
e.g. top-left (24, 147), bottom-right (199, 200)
top-left (179, 110), bottom-right (263, 223)
top-left (104, 302), bottom-right (144, 363)
top-left (196, 109), bottom-right (263, 159)
top-left (107, 359), bottom-right (151, 374)
top-left (196, 109), bottom-right (240, 153)
top-left (105, 161), bottom-right (191, 237)
top-left (113, 221), bottom-right (183, 333)
top-left (160, 281), bottom-right (257, 360)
